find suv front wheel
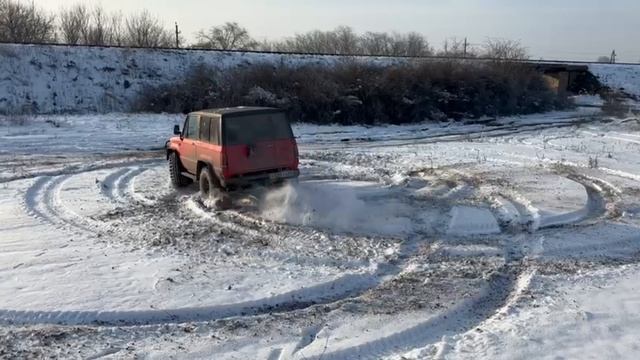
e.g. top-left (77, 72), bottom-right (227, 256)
top-left (169, 152), bottom-right (191, 188)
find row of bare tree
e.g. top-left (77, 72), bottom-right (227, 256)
top-left (254, 26), bottom-right (434, 57)
top-left (0, 0), bottom-right (56, 43)
top-left (0, 1), bottom-right (176, 47)
top-left (195, 24), bottom-right (419, 55)
top-left (0, 0), bottom-right (529, 59)
top-left (59, 6), bottom-right (175, 47)
top-left (195, 23), bottom-right (529, 59)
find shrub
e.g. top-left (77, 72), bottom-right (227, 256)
top-left (135, 60), bottom-right (566, 124)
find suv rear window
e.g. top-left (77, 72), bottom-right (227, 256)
top-left (223, 112), bottom-right (293, 145)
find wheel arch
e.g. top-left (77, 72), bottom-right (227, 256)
top-left (197, 161), bottom-right (222, 188)
top-left (166, 147), bottom-right (179, 161)
top-left (196, 161), bottom-right (208, 179)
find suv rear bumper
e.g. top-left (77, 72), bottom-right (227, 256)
top-left (222, 169), bottom-right (299, 187)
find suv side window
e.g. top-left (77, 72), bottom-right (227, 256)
top-left (181, 116), bottom-right (189, 137)
top-left (199, 117), bottom-right (211, 143)
top-left (185, 114), bottom-right (199, 139)
top-left (210, 116), bottom-right (220, 145)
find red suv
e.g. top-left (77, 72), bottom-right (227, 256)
top-left (166, 107), bottom-right (299, 196)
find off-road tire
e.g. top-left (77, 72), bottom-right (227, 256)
top-left (199, 166), bottom-right (232, 210)
top-left (199, 168), bottom-right (215, 198)
top-left (169, 152), bottom-right (191, 188)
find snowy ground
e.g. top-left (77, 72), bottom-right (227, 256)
top-left (1, 101), bottom-right (640, 359)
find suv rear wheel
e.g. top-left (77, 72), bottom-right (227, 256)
top-left (199, 166), bottom-right (231, 209)
top-left (169, 152), bottom-right (191, 188)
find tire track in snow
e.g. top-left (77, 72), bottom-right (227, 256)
top-left (302, 116), bottom-right (599, 151)
top-left (99, 167), bottom-right (133, 204)
top-left (23, 174), bottom-right (99, 234)
top-left (489, 172), bottom-right (617, 232)
top-left (581, 130), bottom-right (640, 145)
top-left (0, 273), bottom-right (379, 326)
top-left (127, 167), bottom-right (161, 205)
top-left (1, 157), bottom-right (162, 184)
top-left (539, 173), bottom-right (611, 227)
top-left (23, 170), bottom-right (160, 241)
top-left (13, 148), bottom-right (623, 348)
top-left (99, 166), bottom-right (155, 205)
top-left (294, 236), bottom-right (532, 360)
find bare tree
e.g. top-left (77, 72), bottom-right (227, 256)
top-left (124, 10), bottom-right (172, 48)
top-left (360, 32), bottom-right (394, 55)
top-left (263, 27), bottom-right (346, 54)
top-left (59, 4), bottom-right (89, 44)
top-left (59, 5), bottom-right (125, 46)
top-left (438, 37), bottom-right (474, 57)
top-left (389, 34), bottom-right (408, 56)
top-left (255, 39), bottom-right (275, 52)
top-left (482, 38), bottom-right (528, 60)
top-left (0, 0), bottom-right (56, 43)
top-left (294, 30), bottom-right (335, 53)
top-left (195, 22), bottom-right (257, 50)
top-left (107, 11), bottom-right (124, 46)
top-left (384, 33), bottom-right (433, 57)
top-left (403, 32), bottom-right (433, 57)
top-left (83, 6), bottom-right (108, 45)
top-left (332, 26), bottom-right (359, 54)
top-left (265, 27), bottom-right (433, 57)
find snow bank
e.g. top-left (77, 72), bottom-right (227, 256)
top-left (589, 63), bottom-right (640, 98)
top-left (0, 43), bottom-right (401, 114)
top-left (4, 42), bottom-right (640, 116)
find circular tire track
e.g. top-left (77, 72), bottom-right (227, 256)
top-left (11, 152), bottom-right (631, 360)
top-left (23, 174), bottom-right (100, 235)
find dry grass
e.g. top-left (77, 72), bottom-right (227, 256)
top-left (135, 60), bottom-right (567, 124)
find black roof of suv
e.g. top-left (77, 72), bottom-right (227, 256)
top-left (194, 107), bottom-right (281, 118)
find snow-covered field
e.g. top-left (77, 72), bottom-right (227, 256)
top-left (1, 101), bottom-right (640, 359)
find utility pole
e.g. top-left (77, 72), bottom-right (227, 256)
top-left (610, 49), bottom-right (617, 64)
top-left (463, 37), bottom-right (468, 58)
top-left (175, 22), bottom-right (181, 48)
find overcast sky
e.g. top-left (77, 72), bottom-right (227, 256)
top-left (35, 0), bottom-right (640, 62)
